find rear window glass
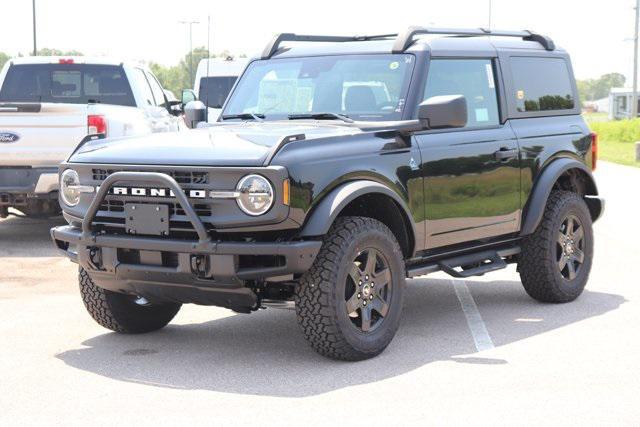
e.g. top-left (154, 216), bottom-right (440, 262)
top-left (0, 64), bottom-right (135, 107)
top-left (199, 76), bottom-right (238, 109)
top-left (510, 57), bottom-right (575, 112)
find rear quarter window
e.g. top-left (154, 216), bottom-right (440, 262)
top-left (0, 64), bottom-right (136, 107)
top-left (510, 57), bottom-right (575, 112)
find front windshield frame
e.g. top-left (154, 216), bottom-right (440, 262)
top-left (221, 54), bottom-right (416, 122)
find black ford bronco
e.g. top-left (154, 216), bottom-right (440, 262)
top-left (51, 27), bottom-right (603, 361)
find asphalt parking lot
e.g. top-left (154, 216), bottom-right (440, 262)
top-left (1, 161), bottom-right (638, 425)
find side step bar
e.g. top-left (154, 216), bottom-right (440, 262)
top-left (406, 246), bottom-right (520, 279)
top-left (438, 250), bottom-right (506, 278)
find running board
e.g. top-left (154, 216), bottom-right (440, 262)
top-left (406, 246), bottom-right (519, 279)
top-left (438, 250), bottom-right (507, 278)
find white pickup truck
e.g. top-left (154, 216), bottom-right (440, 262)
top-left (0, 56), bottom-right (185, 217)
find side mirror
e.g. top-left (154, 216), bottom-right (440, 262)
top-left (167, 100), bottom-right (183, 116)
top-left (184, 100), bottom-right (207, 129)
top-left (181, 89), bottom-right (197, 106)
top-left (418, 95), bottom-right (467, 129)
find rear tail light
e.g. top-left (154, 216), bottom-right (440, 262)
top-left (590, 132), bottom-right (598, 171)
top-left (88, 115), bottom-right (107, 136)
top-left (59, 58), bottom-right (74, 64)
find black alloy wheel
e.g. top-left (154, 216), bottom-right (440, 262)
top-left (345, 248), bottom-right (392, 333)
top-left (556, 214), bottom-right (586, 281)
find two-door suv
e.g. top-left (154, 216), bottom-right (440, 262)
top-left (52, 27), bottom-right (603, 360)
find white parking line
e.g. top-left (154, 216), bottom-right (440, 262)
top-left (452, 279), bottom-right (495, 352)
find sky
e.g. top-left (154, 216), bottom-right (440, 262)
top-left (2, 0), bottom-right (637, 82)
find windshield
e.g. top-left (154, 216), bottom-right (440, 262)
top-left (0, 64), bottom-right (135, 106)
top-left (223, 54), bottom-right (415, 121)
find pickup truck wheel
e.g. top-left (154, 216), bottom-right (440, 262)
top-left (79, 268), bottom-right (181, 333)
top-left (519, 191), bottom-right (594, 303)
top-left (295, 217), bottom-right (405, 361)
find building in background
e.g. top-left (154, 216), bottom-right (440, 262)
top-left (609, 88), bottom-right (640, 120)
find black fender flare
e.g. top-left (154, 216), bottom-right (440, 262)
top-left (299, 180), bottom-right (418, 255)
top-left (521, 158), bottom-right (602, 235)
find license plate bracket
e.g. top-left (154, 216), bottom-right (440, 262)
top-left (125, 204), bottom-right (169, 236)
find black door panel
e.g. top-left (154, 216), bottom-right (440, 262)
top-left (415, 125), bottom-right (521, 249)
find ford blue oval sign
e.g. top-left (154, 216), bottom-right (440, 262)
top-left (0, 132), bottom-right (20, 143)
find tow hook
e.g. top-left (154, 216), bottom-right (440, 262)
top-left (87, 247), bottom-right (103, 270)
top-left (190, 254), bottom-right (209, 278)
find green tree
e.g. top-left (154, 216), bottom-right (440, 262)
top-left (179, 46), bottom-right (214, 89)
top-left (150, 47), bottom-right (240, 97)
top-left (149, 62), bottom-right (184, 97)
top-left (0, 52), bottom-right (9, 70)
top-left (35, 48), bottom-right (84, 56)
top-left (577, 72), bottom-right (626, 105)
top-left (592, 73), bottom-right (626, 99)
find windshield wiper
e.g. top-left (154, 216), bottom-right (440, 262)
top-left (221, 113), bottom-right (265, 121)
top-left (288, 113), bottom-right (354, 123)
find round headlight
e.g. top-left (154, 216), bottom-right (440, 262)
top-left (60, 169), bottom-right (81, 207)
top-left (236, 174), bottom-right (274, 216)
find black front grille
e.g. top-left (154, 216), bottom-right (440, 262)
top-left (99, 199), bottom-right (124, 212)
top-left (91, 168), bottom-right (209, 185)
top-left (89, 168), bottom-right (215, 239)
top-left (98, 199), bottom-right (212, 217)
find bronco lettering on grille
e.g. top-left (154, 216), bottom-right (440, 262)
top-left (96, 186), bottom-right (208, 199)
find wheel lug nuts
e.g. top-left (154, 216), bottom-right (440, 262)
top-left (365, 275), bottom-right (369, 280)
top-left (369, 295), bottom-right (373, 300)
top-left (357, 293), bottom-right (361, 299)
top-left (363, 301), bottom-right (367, 306)
top-left (371, 282), bottom-right (374, 287)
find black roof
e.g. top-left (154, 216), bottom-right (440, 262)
top-left (261, 27), bottom-right (562, 60)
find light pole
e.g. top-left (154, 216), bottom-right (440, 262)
top-left (632, 0), bottom-right (640, 119)
top-left (32, 0), bottom-right (37, 56)
top-left (179, 20), bottom-right (200, 86)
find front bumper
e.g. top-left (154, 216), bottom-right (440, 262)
top-left (51, 224), bottom-right (320, 281)
top-left (51, 171), bottom-right (320, 310)
top-left (51, 225), bottom-right (319, 310)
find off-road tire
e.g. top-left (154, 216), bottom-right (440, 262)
top-left (79, 268), bottom-right (181, 333)
top-left (519, 191), bottom-right (594, 303)
top-left (295, 216), bottom-right (406, 361)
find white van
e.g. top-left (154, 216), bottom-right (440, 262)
top-left (194, 57), bottom-right (248, 122)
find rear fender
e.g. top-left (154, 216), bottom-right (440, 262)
top-left (521, 158), bottom-right (601, 235)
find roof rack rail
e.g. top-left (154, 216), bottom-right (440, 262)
top-left (392, 26), bottom-right (555, 52)
top-left (260, 27), bottom-right (555, 59)
top-left (261, 33), bottom-right (397, 59)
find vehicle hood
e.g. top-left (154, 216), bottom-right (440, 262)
top-left (70, 122), bottom-right (363, 166)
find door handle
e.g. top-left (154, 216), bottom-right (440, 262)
top-left (494, 148), bottom-right (519, 161)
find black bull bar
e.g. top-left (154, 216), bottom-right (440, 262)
top-left (51, 171), bottom-right (321, 285)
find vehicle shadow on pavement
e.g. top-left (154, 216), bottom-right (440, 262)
top-left (0, 215), bottom-right (65, 257)
top-left (55, 278), bottom-right (625, 397)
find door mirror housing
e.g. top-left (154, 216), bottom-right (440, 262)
top-left (418, 95), bottom-right (467, 129)
top-left (184, 100), bottom-right (207, 129)
top-left (167, 100), bottom-right (183, 116)
top-left (181, 89), bottom-right (197, 106)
